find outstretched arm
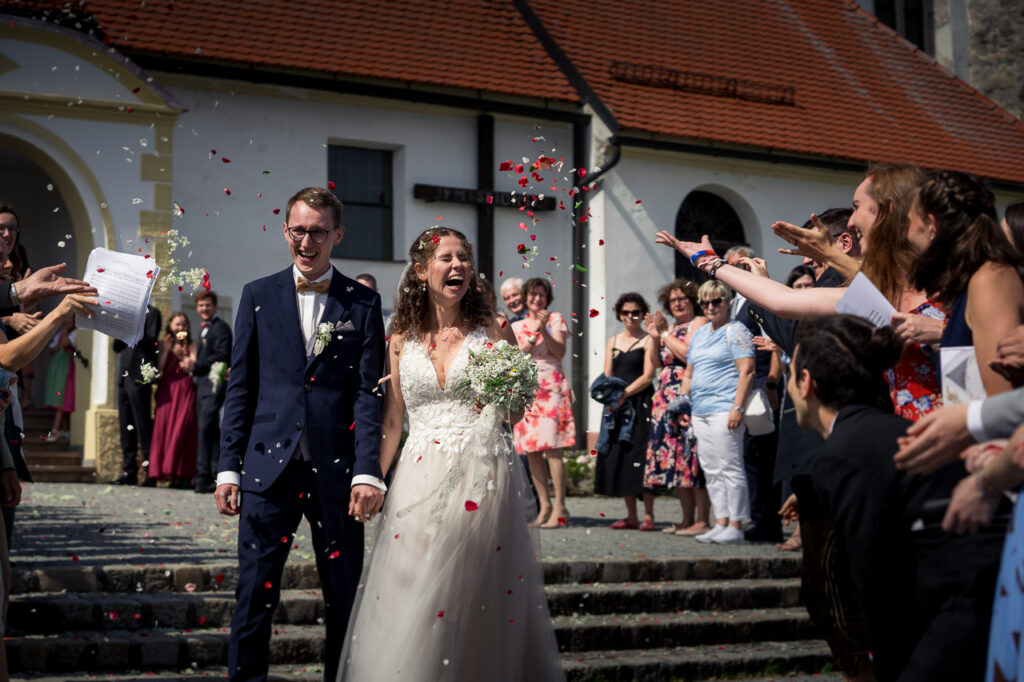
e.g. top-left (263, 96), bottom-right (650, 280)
top-left (772, 216), bottom-right (860, 280)
top-left (0, 294), bottom-right (97, 371)
top-left (654, 231), bottom-right (843, 319)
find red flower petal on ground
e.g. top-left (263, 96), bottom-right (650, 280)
top-left (464, 500), bottom-right (479, 512)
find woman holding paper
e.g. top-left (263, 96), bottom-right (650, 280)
top-left (656, 163), bottom-right (946, 420)
top-left (148, 312), bottom-right (198, 488)
top-left (0, 293), bottom-right (96, 373)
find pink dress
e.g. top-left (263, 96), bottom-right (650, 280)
top-left (512, 312), bottom-right (576, 453)
top-left (149, 350), bottom-right (198, 480)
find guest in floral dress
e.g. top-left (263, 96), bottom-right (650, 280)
top-left (513, 277), bottom-right (575, 528)
top-left (642, 279), bottom-right (711, 535)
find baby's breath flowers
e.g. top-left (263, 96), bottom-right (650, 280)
top-left (452, 340), bottom-right (539, 415)
top-left (137, 361), bottom-right (159, 385)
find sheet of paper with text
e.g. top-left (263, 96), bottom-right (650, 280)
top-left (76, 248), bottom-right (160, 346)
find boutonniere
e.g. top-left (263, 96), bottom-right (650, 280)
top-left (314, 321), bottom-right (343, 356)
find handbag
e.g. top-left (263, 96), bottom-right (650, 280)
top-left (743, 387), bottom-right (775, 436)
top-left (725, 323), bottom-right (775, 436)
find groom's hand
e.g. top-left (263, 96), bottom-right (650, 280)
top-left (349, 484), bottom-right (384, 522)
top-left (215, 483), bottom-right (241, 516)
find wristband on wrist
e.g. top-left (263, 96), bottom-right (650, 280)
top-left (690, 250), bottom-right (714, 265)
top-left (708, 258), bottom-right (726, 279)
top-left (9, 282), bottom-right (18, 306)
top-left (731, 405), bottom-right (745, 414)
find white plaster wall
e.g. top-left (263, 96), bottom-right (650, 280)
top-left (162, 79), bottom-right (577, 331)
top-left (0, 37), bottom-right (147, 104)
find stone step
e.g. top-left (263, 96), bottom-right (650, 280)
top-left (561, 640), bottom-right (834, 682)
top-left (9, 589), bottom-right (326, 634)
top-left (6, 626), bottom-right (324, 673)
top-left (546, 578), bottom-right (802, 616)
top-left (10, 664), bottom-right (325, 681)
top-left (21, 450), bottom-right (80, 466)
top-left (553, 608), bottom-right (815, 653)
top-left (11, 557), bottom-right (801, 595)
top-left (25, 464), bottom-right (97, 483)
top-left (10, 579), bottom-right (803, 634)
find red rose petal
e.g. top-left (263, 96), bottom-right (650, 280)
top-left (514, 164), bottom-right (524, 174)
top-left (499, 160), bottom-right (513, 171)
top-left (598, 239), bottom-right (605, 245)
top-left (215, 574), bottom-right (225, 583)
top-left (437, 610), bottom-right (445, 617)
top-left (221, 157), bottom-right (231, 163)
top-left (328, 180), bottom-right (336, 190)
top-left (273, 209), bottom-right (280, 214)
top-left (96, 268), bottom-right (105, 273)
top-left (329, 550), bottom-right (341, 559)
top-left (589, 309), bottom-right (599, 317)
top-left (464, 500), bottom-right (479, 512)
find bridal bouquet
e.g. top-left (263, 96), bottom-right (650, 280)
top-left (209, 361), bottom-right (228, 392)
top-left (452, 340), bottom-right (539, 414)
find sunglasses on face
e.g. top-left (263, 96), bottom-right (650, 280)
top-left (668, 297), bottom-right (689, 305)
top-left (701, 297), bottom-right (726, 309)
top-left (621, 310), bottom-right (644, 319)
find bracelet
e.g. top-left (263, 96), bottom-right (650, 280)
top-left (731, 405), bottom-right (745, 414)
top-left (975, 471), bottom-right (1001, 499)
top-left (689, 250), bottom-right (714, 265)
top-left (708, 258), bottom-right (726, 279)
top-left (660, 330), bottom-right (669, 341)
top-left (8, 282), bottom-right (18, 307)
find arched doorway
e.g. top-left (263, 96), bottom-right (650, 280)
top-left (674, 190), bottom-right (747, 281)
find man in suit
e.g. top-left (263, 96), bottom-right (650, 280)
top-left (790, 315), bottom-right (1005, 681)
top-left (191, 290), bottom-right (232, 494)
top-left (111, 305), bottom-right (162, 485)
top-left (215, 186), bottom-right (386, 682)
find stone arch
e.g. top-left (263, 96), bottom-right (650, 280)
top-left (674, 186), bottom-right (756, 280)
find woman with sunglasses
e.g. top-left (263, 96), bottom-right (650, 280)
top-left (595, 293), bottom-right (658, 530)
top-left (678, 280), bottom-right (755, 544)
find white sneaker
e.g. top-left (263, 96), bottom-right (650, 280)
top-left (712, 526), bottom-right (745, 544)
top-left (695, 525), bottom-right (728, 543)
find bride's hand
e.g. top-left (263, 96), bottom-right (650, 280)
top-left (654, 231), bottom-right (712, 260)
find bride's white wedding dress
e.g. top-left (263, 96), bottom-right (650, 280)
top-left (337, 327), bottom-right (565, 681)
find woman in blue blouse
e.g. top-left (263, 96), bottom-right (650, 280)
top-left (678, 280), bottom-right (755, 544)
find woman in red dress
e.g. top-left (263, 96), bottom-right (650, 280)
top-left (148, 311), bottom-right (198, 487)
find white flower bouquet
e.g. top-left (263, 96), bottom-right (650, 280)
top-left (209, 361), bottom-right (228, 392)
top-left (452, 340), bottom-right (539, 414)
top-left (314, 321), bottom-right (340, 356)
top-left (137, 361), bottom-right (159, 385)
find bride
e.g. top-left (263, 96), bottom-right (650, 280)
top-left (337, 227), bottom-right (565, 681)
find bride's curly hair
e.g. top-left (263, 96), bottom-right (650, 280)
top-left (390, 226), bottom-right (493, 337)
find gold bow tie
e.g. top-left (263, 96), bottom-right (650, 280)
top-left (296, 277), bottom-right (330, 295)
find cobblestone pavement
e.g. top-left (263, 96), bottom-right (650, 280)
top-left (11, 482), bottom-right (794, 567)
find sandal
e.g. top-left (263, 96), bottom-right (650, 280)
top-left (661, 523), bottom-right (685, 534)
top-left (637, 520), bottom-right (657, 532)
top-left (610, 519), bottom-right (639, 530)
top-left (675, 523), bottom-right (711, 536)
top-left (776, 533), bottom-right (803, 552)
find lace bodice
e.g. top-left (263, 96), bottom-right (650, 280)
top-left (400, 327), bottom-right (489, 446)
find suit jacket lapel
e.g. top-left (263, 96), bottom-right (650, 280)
top-left (305, 268), bottom-right (350, 372)
top-left (274, 268), bottom-right (307, 359)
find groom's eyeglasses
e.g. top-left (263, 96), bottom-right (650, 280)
top-left (286, 227), bottom-right (332, 244)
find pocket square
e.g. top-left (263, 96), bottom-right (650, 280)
top-left (336, 320), bottom-right (356, 332)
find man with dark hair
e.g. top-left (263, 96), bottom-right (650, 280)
top-left (190, 290), bottom-right (232, 493)
top-left (790, 315), bottom-right (1005, 682)
top-left (355, 273), bottom-right (377, 291)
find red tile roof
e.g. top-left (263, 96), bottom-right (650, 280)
top-left (9, 0), bottom-right (1024, 184)
top-left (34, 0), bottom-right (578, 103)
top-left (529, 0), bottom-right (1024, 184)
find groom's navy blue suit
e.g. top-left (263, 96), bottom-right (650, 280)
top-left (219, 266), bottom-right (385, 681)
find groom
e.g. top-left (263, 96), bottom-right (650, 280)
top-left (215, 186), bottom-right (386, 681)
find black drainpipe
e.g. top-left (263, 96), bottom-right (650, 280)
top-left (477, 114), bottom-right (495, 281)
